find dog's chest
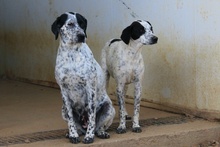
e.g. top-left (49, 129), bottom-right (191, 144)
top-left (121, 52), bottom-right (144, 80)
top-left (55, 46), bottom-right (96, 84)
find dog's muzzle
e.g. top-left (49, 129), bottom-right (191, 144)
top-left (150, 36), bottom-right (158, 45)
top-left (77, 34), bottom-right (86, 43)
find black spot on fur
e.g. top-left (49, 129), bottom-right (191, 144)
top-left (76, 13), bottom-right (87, 37)
top-left (62, 83), bottom-right (68, 89)
top-left (51, 14), bottom-right (68, 40)
top-left (146, 21), bottom-right (153, 32)
top-left (109, 39), bottom-right (121, 46)
top-left (120, 21), bottom-right (145, 44)
top-left (130, 22), bottom-right (145, 40)
top-left (137, 20), bottom-right (153, 32)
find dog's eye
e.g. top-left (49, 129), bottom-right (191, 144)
top-left (139, 29), bottom-right (145, 33)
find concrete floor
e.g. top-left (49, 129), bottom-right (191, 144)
top-left (1, 79), bottom-right (220, 147)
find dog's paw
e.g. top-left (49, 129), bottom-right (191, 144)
top-left (69, 137), bottom-right (80, 144)
top-left (116, 127), bottom-right (126, 134)
top-left (82, 137), bottom-right (94, 144)
top-left (96, 131), bottom-right (110, 139)
top-left (132, 127), bottom-right (142, 133)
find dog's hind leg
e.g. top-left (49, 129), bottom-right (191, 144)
top-left (132, 81), bottom-right (142, 133)
top-left (105, 70), bottom-right (110, 89)
top-left (95, 100), bottom-right (115, 139)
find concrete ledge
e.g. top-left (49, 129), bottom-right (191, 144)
top-left (101, 126), bottom-right (220, 147)
top-left (111, 94), bottom-right (220, 121)
top-left (9, 120), bottom-right (220, 147)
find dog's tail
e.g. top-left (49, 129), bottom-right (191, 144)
top-left (101, 41), bottom-right (111, 89)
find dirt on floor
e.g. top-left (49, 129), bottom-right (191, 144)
top-left (196, 139), bottom-right (220, 147)
top-left (1, 79), bottom-right (220, 147)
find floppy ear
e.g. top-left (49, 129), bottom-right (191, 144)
top-left (120, 25), bottom-right (132, 45)
top-left (76, 13), bottom-right (87, 37)
top-left (51, 14), bottom-right (68, 40)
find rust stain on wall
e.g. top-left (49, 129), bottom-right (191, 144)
top-left (3, 27), bottom-right (58, 86)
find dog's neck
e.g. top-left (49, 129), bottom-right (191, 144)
top-left (128, 39), bottom-right (143, 53)
top-left (59, 41), bottom-right (84, 51)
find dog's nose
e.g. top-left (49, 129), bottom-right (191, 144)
top-left (77, 34), bottom-right (86, 43)
top-left (152, 36), bottom-right (158, 43)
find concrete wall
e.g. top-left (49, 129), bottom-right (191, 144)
top-left (1, 0), bottom-right (220, 119)
top-left (0, 0), bottom-right (58, 85)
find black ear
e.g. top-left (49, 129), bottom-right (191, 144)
top-left (120, 25), bottom-right (132, 45)
top-left (51, 14), bottom-right (68, 40)
top-left (76, 13), bottom-right (87, 37)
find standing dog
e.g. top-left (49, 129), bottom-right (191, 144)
top-left (101, 20), bottom-right (158, 134)
top-left (51, 12), bottom-right (115, 144)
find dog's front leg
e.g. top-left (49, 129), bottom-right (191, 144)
top-left (61, 92), bottom-right (80, 143)
top-left (116, 83), bottom-right (127, 134)
top-left (83, 84), bottom-right (96, 144)
top-left (124, 85), bottom-right (132, 120)
top-left (132, 81), bottom-right (142, 133)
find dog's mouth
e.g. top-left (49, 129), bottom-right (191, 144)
top-left (68, 34), bottom-right (86, 45)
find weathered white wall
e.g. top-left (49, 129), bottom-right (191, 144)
top-left (1, 0), bottom-right (220, 119)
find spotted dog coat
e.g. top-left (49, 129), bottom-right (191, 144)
top-left (101, 20), bottom-right (158, 134)
top-left (51, 12), bottom-right (115, 144)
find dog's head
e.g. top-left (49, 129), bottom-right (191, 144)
top-left (121, 20), bottom-right (158, 45)
top-left (51, 12), bottom-right (87, 44)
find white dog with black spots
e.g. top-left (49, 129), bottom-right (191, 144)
top-left (51, 12), bottom-right (115, 144)
top-left (101, 20), bottom-right (158, 134)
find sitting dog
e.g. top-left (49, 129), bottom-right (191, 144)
top-left (101, 20), bottom-right (158, 134)
top-left (51, 12), bottom-right (115, 144)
